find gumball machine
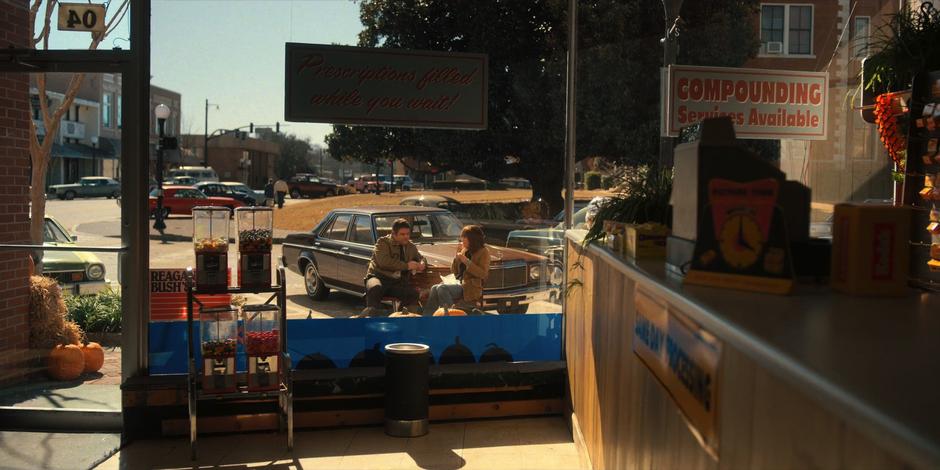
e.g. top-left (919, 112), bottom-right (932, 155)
top-left (200, 306), bottom-right (239, 394)
top-left (243, 304), bottom-right (281, 391)
top-left (236, 207), bottom-right (273, 290)
top-left (193, 207), bottom-right (231, 292)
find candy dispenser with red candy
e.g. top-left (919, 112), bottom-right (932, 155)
top-left (236, 207), bottom-right (273, 291)
top-left (243, 304), bottom-right (281, 391)
top-left (200, 306), bottom-right (239, 394)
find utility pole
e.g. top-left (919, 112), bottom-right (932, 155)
top-left (203, 99), bottom-right (218, 167)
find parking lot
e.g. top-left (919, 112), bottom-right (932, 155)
top-left (46, 194), bottom-right (565, 318)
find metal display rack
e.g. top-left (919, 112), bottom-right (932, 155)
top-left (184, 266), bottom-right (293, 460)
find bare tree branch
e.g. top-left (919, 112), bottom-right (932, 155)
top-left (40, 0), bottom-right (56, 50)
top-left (29, 0), bottom-right (42, 41)
top-left (105, 0), bottom-right (130, 35)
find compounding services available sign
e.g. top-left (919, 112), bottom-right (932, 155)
top-left (662, 65), bottom-right (828, 140)
top-left (285, 43), bottom-right (488, 130)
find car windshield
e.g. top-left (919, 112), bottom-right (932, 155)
top-left (43, 219), bottom-right (72, 244)
top-left (374, 213), bottom-right (463, 242)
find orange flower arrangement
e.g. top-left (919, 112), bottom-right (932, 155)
top-left (874, 92), bottom-right (908, 167)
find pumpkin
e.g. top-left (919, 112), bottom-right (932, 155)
top-left (433, 307), bottom-right (467, 317)
top-left (47, 344), bottom-right (85, 381)
top-left (81, 342), bottom-right (105, 373)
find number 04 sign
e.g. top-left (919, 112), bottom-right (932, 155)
top-left (57, 3), bottom-right (106, 33)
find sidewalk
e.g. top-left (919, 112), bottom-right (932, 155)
top-left (94, 416), bottom-right (585, 470)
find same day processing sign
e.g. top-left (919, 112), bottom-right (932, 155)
top-left (285, 43), bottom-right (487, 130)
top-left (663, 65), bottom-right (828, 140)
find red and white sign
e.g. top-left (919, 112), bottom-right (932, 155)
top-left (662, 65), bottom-right (828, 140)
top-left (150, 269), bottom-right (231, 322)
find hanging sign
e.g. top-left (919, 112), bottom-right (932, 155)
top-left (285, 43), bottom-right (488, 130)
top-left (150, 269), bottom-right (231, 321)
top-left (634, 288), bottom-right (722, 459)
top-left (662, 65), bottom-right (828, 140)
top-left (57, 3), bottom-right (107, 33)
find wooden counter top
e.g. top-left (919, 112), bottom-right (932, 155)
top-left (568, 232), bottom-right (940, 468)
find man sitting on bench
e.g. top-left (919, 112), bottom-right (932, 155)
top-left (361, 218), bottom-right (427, 317)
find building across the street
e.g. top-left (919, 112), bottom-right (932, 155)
top-left (181, 133), bottom-right (280, 189)
top-left (30, 74), bottom-right (181, 187)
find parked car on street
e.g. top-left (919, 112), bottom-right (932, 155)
top-left (399, 194), bottom-right (469, 217)
top-left (167, 166), bottom-right (219, 183)
top-left (170, 176), bottom-right (198, 186)
top-left (393, 175), bottom-right (415, 191)
top-left (506, 198), bottom-right (608, 255)
top-left (195, 181), bottom-right (265, 206)
top-left (288, 174), bottom-right (339, 198)
top-left (48, 177), bottom-right (121, 200)
top-left (355, 175), bottom-right (392, 193)
top-left (282, 206), bottom-right (557, 314)
top-left (319, 177), bottom-right (354, 195)
top-left (42, 216), bottom-right (108, 296)
top-left (148, 185), bottom-right (244, 218)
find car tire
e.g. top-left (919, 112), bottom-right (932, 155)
top-left (64, 191), bottom-right (75, 200)
top-left (496, 305), bottom-right (528, 315)
top-left (291, 189), bottom-right (301, 199)
top-left (303, 261), bottom-right (330, 300)
top-left (112, 191), bottom-right (121, 199)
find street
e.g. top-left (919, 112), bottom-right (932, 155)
top-left (46, 198), bottom-right (559, 318)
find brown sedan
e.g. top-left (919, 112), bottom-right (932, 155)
top-left (282, 206), bottom-right (557, 314)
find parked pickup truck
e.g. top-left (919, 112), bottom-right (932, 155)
top-left (288, 174), bottom-right (338, 199)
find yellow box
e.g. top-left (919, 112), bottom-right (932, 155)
top-left (625, 223), bottom-right (669, 259)
top-left (831, 204), bottom-right (911, 296)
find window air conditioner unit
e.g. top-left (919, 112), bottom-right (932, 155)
top-left (766, 41), bottom-right (784, 54)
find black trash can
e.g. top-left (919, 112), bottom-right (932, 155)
top-left (384, 343), bottom-right (430, 437)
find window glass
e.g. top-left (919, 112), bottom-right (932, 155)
top-left (853, 16), bottom-right (870, 58)
top-left (350, 215), bottom-right (375, 245)
top-left (374, 213), bottom-right (462, 241)
top-left (43, 219), bottom-right (72, 244)
top-left (760, 5), bottom-right (785, 48)
top-left (117, 95), bottom-right (122, 129)
top-left (788, 6), bottom-right (813, 55)
top-left (325, 214), bottom-right (351, 240)
top-left (102, 93), bottom-right (112, 128)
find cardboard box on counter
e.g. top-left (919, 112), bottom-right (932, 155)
top-left (604, 221), bottom-right (669, 259)
top-left (831, 203), bottom-right (911, 296)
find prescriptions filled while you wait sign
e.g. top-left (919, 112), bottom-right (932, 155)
top-left (662, 65), bottom-right (828, 140)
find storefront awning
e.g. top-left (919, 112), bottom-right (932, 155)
top-left (51, 142), bottom-right (116, 160)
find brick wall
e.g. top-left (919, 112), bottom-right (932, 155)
top-left (0, 0), bottom-right (37, 386)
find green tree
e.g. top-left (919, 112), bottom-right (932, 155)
top-left (326, 0), bottom-right (759, 214)
top-left (261, 131), bottom-right (314, 178)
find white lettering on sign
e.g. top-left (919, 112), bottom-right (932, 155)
top-left (662, 65), bottom-right (828, 140)
top-left (57, 3), bottom-right (106, 33)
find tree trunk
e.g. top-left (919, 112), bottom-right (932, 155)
top-left (29, 158), bottom-right (49, 267)
top-left (529, 170), bottom-right (564, 218)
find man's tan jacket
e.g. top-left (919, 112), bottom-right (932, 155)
top-left (366, 234), bottom-right (425, 281)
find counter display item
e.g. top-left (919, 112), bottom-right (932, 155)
top-left (236, 207), bottom-right (273, 290)
top-left (193, 207), bottom-right (231, 292)
top-left (831, 203), bottom-right (911, 296)
top-left (199, 306), bottom-right (239, 393)
top-left (243, 304), bottom-right (281, 392)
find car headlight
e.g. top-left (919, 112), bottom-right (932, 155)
top-left (529, 264), bottom-right (541, 281)
top-left (86, 264), bottom-right (105, 280)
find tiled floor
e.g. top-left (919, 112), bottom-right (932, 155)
top-left (93, 416), bottom-right (585, 470)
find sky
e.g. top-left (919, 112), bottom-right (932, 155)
top-left (40, 0), bottom-right (363, 146)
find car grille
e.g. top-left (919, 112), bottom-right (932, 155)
top-left (485, 262), bottom-right (528, 290)
top-left (46, 271), bottom-right (86, 284)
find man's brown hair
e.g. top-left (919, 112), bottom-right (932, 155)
top-left (392, 218), bottom-right (412, 234)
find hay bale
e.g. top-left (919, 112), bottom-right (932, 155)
top-left (29, 276), bottom-right (82, 349)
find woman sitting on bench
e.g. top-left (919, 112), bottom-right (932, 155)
top-left (423, 225), bottom-right (491, 315)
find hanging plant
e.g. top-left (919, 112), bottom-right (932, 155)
top-left (873, 92), bottom-right (909, 167)
top-left (865, 3), bottom-right (940, 95)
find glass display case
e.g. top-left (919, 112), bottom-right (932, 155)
top-left (193, 207), bottom-right (231, 292)
top-left (243, 304), bottom-right (281, 391)
top-left (236, 207), bottom-right (273, 290)
top-left (199, 305), bottom-right (238, 394)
